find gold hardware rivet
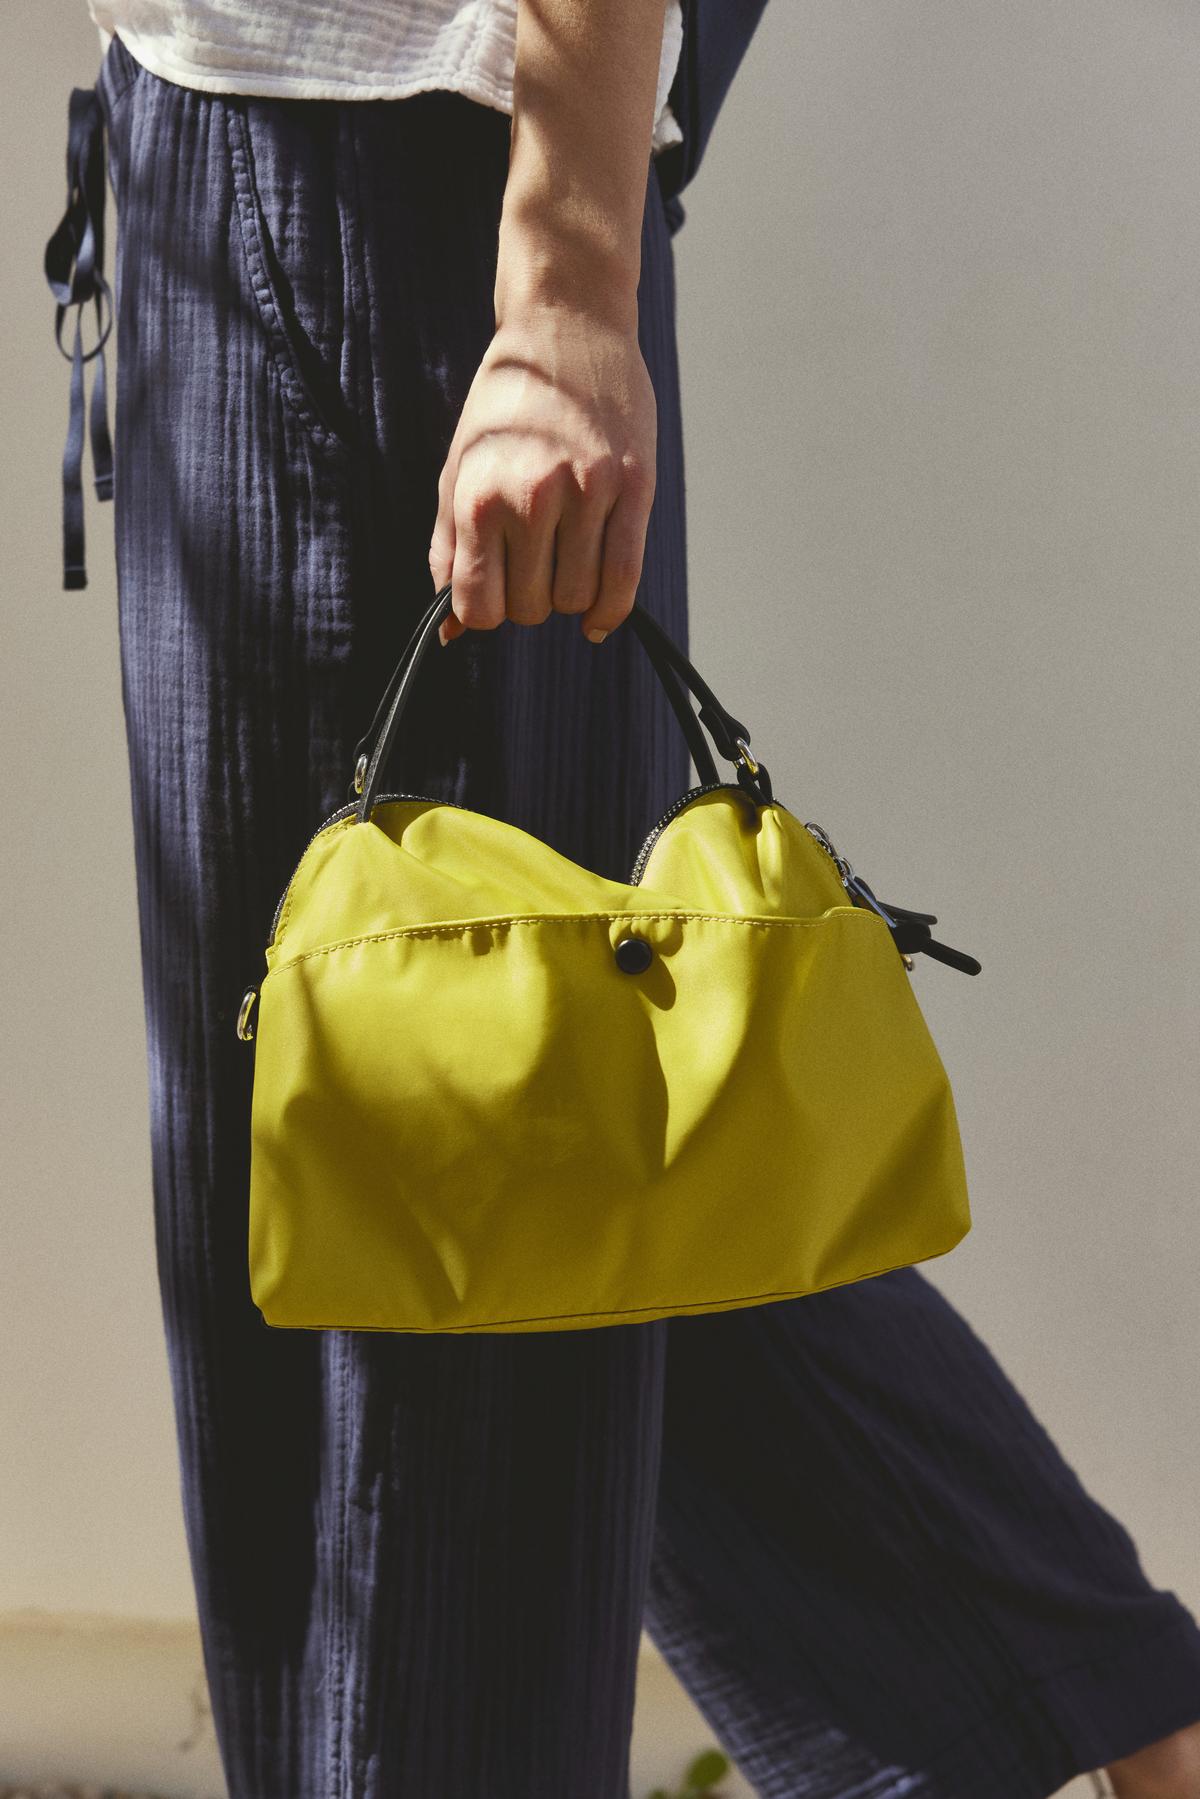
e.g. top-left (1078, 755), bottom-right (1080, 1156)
top-left (353, 753), bottom-right (368, 795)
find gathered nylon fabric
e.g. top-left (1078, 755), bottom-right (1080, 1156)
top-left (247, 788), bottom-right (971, 1332)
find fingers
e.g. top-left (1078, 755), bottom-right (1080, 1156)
top-left (550, 465), bottom-right (611, 620)
top-left (502, 463), bottom-right (564, 625)
top-left (429, 458), bottom-right (466, 645)
top-left (429, 450), bottom-right (653, 647)
top-left (448, 468), bottom-right (507, 635)
top-left (578, 467), bottom-right (655, 644)
top-left (428, 468), bottom-right (455, 593)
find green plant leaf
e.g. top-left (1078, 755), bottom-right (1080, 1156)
top-left (684, 1747), bottom-right (731, 1790)
top-left (645, 1789), bottom-right (672, 1799)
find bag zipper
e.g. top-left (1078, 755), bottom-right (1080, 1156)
top-left (240, 791), bottom-right (453, 1039)
top-left (265, 791), bottom-right (460, 951)
top-left (632, 796), bottom-right (899, 931)
top-left (238, 790), bottom-right (975, 1041)
top-left (268, 779), bottom-right (749, 955)
top-left (803, 821), bottom-right (982, 976)
top-left (628, 781), bottom-right (742, 886)
top-left (241, 783), bottom-right (742, 1038)
top-left (802, 820), bottom-right (899, 927)
top-left (269, 787), bottom-right (861, 941)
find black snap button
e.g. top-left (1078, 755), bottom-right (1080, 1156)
top-left (614, 935), bottom-right (653, 974)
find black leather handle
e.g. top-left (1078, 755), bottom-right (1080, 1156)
top-left (347, 585), bottom-right (451, 803)
top-left (646, 649), bottom-right (721, 786)
top-left (350, 586), bottom-right (772, 822)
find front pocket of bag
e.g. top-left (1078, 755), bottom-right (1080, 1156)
top-left (225, 98), bottom-right (358, 459)
top-left (249, 907), bottom-right (970, 1331)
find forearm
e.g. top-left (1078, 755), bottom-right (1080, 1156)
top-left (496, 0), bottom-right (672, 331)
top-left (429, 0), bottom-right (669, 641)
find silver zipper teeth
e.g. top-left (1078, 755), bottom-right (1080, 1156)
top-left (803, 819), bottom-right (851, 881)
top-left (632, 799), bottom-right (866, 903)
top-left (628, 781), bottom-right (740, 886)
top-left (803, 820), bottom-right (897, 925)
top-left (268, 781), bottom-right (797, 953)
top-left (267, 791), bottom-right (460, 949)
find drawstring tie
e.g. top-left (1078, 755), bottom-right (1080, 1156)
top-left (44, 85), bottom-right (113, 591)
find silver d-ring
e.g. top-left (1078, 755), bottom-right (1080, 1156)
top-left (734, 736), bottom-right (759, 776)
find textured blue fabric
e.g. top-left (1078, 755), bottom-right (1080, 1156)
top-left (656, 0), bottom-right (772, 212)
top-left (71, 28), bottom-right (1200, 1799)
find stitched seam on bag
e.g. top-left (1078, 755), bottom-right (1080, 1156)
top-left (269, 906), bottom-right (877, 974)
top-left (277, 823), bottom-right (356, 949)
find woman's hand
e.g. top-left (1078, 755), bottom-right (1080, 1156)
top-left (428, 298), bottom-right (657, 647)
top-left (427, 0), bottom-right (672, 647)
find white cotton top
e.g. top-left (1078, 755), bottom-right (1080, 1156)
top-left (88, 0), bottom-right (685, 153)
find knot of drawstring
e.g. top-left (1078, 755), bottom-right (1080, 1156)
top-left (44, 85), bottom-right (113, 591)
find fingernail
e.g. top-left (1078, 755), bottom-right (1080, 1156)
top-left (585, 628), bottom-right (609, 644)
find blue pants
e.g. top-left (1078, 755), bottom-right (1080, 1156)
top-left (48, 30), bottom-right (1200, 1799)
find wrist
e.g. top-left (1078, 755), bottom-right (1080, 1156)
top-left (494, 204), bottom-right (641, 336)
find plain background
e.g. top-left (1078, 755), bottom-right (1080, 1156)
top-left (2, 0), bottom-right (1197, 1791)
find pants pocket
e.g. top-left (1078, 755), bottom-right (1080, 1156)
top-left (225, 95), bottom-right (360, 459)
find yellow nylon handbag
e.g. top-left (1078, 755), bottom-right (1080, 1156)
top-left (236, 587), bottom-right (980, 1334)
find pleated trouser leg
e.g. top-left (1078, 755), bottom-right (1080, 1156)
top-left (645, 1269), bottom-right (1200, 1799)
top-left (95, 33), bottom-right (686, 1799)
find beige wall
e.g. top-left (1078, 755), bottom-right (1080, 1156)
top-left (2, 0), bottom-right (1196, 1788)
top-left (679, 0), bottom-right (1200, 1614)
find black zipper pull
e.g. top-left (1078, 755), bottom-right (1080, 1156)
top-left (804, 821), bottom-right (982, 976)
top-left (876, 899), bottom-right (939, 927)
top-left (852, 878), bottom-right (982, 976)
top-left (842, 871), bottom-right (898, 927)
top-left (920, 936), bottom-right (982, 977)
top-left (881, 910), bottom-right (982, 976)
